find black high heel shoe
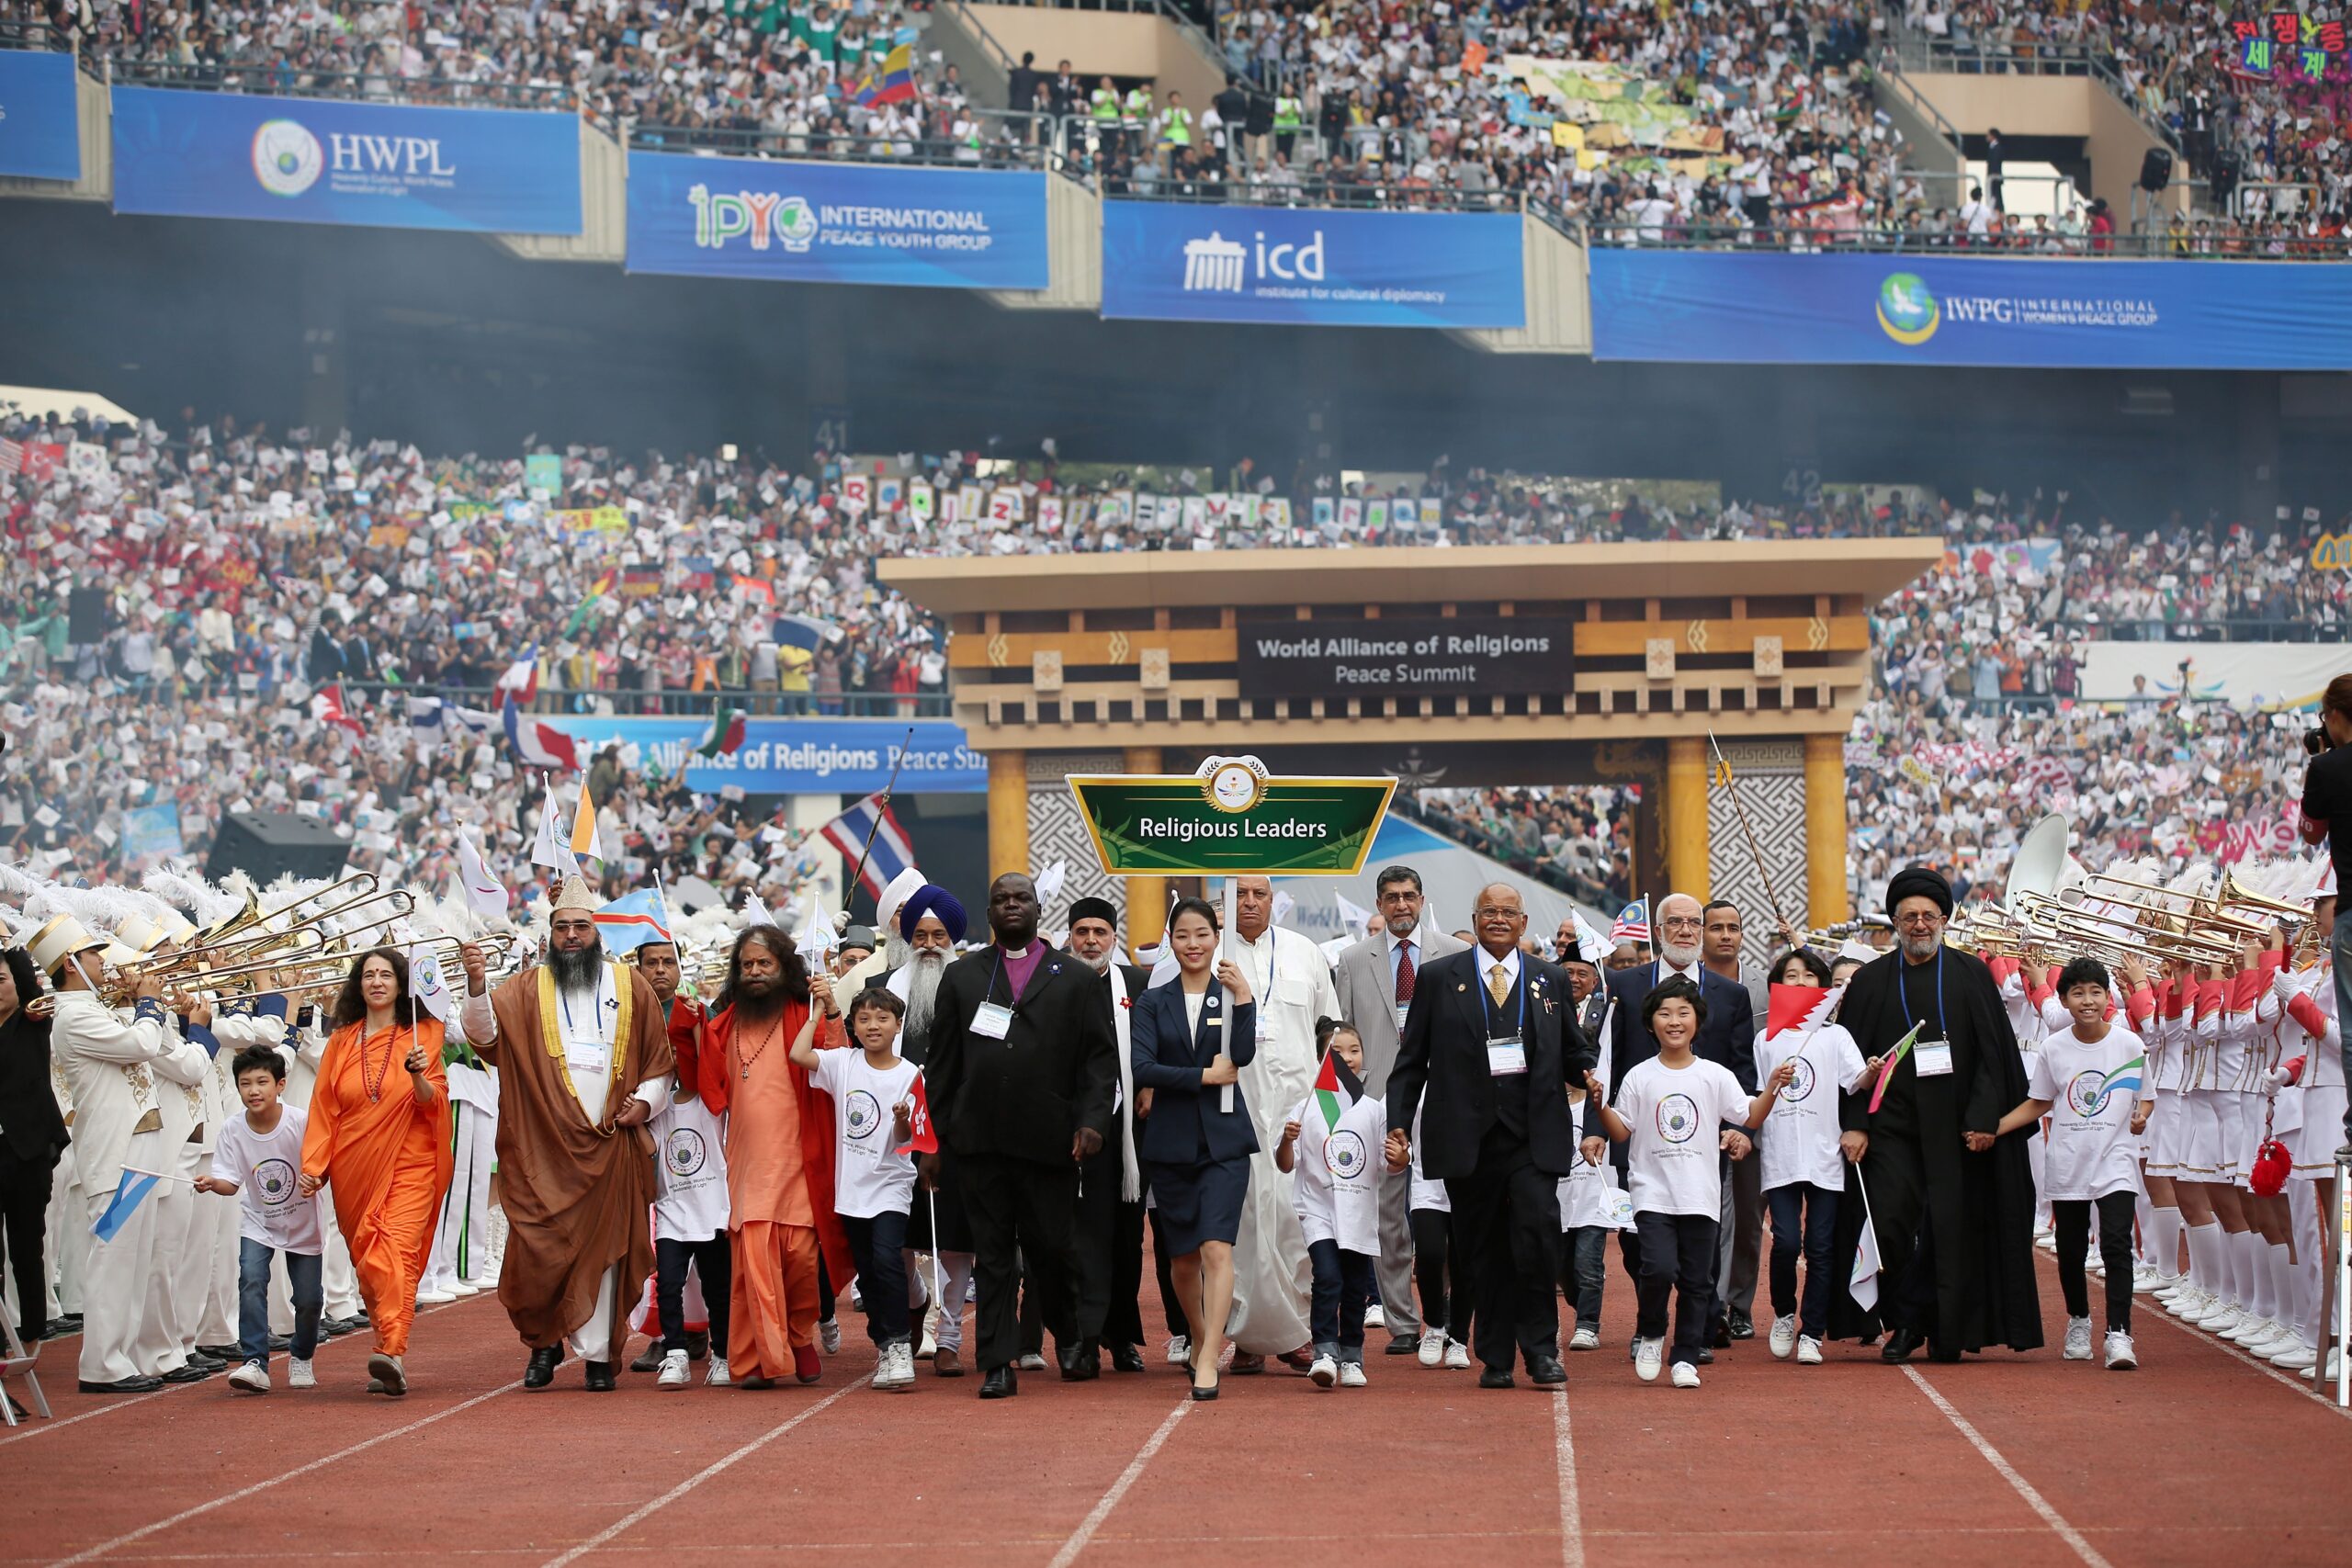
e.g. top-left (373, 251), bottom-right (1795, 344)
top-left (1190, 1343), bottom-right (1221, 1402)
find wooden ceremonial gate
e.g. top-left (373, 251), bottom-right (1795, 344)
top-left (881, 541), bottom-right (1943, 947)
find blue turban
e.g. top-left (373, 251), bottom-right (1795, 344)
top-left (898, 886), bottom-right (967, 945)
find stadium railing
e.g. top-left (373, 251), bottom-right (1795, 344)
top-left (628, 111), bottom-right (1058, 169)
top-left (1388, 792), bottom-right (1629, 912)
top-left (338, 682), bottom-right (952, 719)
top-left (1578, 220), bottom-right (2352, 258)
top-left (1099, 175), bottom-right (1520, 211)
top-left (103, 58), bottom-right (597, 124)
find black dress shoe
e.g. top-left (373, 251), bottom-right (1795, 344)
top-left (1727, 1314), bottom-right (1756, 1341)
top-left (187, 1352), bottom-right (227, 1373)
top-left (44, 1322), bottom-right (82, 1341)
top-left (584, 1360), bottom-right (616, 1392)
top-left (196, 1342), bottom-right (241, 1360)
top-left (162, 1363), bottom-right (214, 1383)
top-left (80, 1374), bottom-right (163, 1393)
top-left (1110, 1344), bottom-right (1146, 1373)
top-left (1881, 1327), bottom-right (1925, 1364)
top-left (1477, 1367), bottom-right (1515, 1389)
top-left (267, 1334), bottom-right (292, 1352)
top-left (1927, 1340), bottom-right (1962, 1365)
top-left (1694, 1347), bottom-right (1714, 1366)
top-left (740, 1374), bottom-right (777, 1390)
top-left (524, 1345), bottom-right (562, 1390)
top-left (1711, 1318), bottom-right (1732, 1348)
top-left (1058, 1343), bottom-right (1101, 1382)
top-left (1528, 1356), bottom-right (1567, 1386)
top-left (979, 1365), bottom-right (1018, 1399)
top-left (1385, 1334), bottom-right (1421, 1355)
top-left (628, 1343), bottom-right (663, 1373)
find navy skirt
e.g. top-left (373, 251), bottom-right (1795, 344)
top-left (1146, 1155), bottom-right (1250, 1256)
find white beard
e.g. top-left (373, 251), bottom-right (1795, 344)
top-left (1659, 941), bottom-right (1702, 970)
top-left (903, 951), bottom-right (947, 1043)
top-left (1077, 951), bottom-right (1111, 976)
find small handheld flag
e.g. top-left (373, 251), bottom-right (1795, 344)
top-left (1765, 981), bottom-right (1848, 1040)
top-left (1865, 1021), bottom-right (1925, 1114)
top-left (529, 780), bottom-right (582, 877)
top-left (1849, 1172), bottom-right (1884, 1313)
top-left (1313, 1048), bottom-right (1363, 1134)
top-left (895, 1073), bottom-right (939, 1155)
top-left (93, 1168), bottom-right (165, 1241)
top-left (1609, 897), bottom-right (1651, 945)
top-left (699, 705), bottom-right (747, 758)
top-left (455, 830), bottom-right (508, 920)
top-left (594, 890), bottom-right (673, 956)
top-left (571, 785), bottom-right (604, 866)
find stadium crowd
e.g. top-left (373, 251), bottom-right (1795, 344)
top-left (1, 401), bottom-right (2340, 916)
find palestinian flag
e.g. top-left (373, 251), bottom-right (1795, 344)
top-left (1314, 1048), bottom-right (1363, 1134)
top-left (699, 705), bottom-right (747, 758)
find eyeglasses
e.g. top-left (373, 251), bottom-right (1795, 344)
top-left (1894, 912), bottom-right (1943, 928)
top-left (1660, 916), bottom-right (1702, 931)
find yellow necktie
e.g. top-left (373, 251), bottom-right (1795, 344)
top-left (1488, 964), bottom-right (1511, 1008)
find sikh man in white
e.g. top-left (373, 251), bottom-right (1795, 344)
top-left (32, 916), bottom-right (211, 1393)
top-left (1224, 874), bottom-right (1341, 1369)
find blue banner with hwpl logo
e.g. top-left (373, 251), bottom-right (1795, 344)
top-left (109, 86), bottom-right (582, 233)
top-left (0, 49), bottom-right (81, 180)
top-left (1100, 202), bottom-right (1525, 329)
top-left (1589, 249), bottom-right (2352, 370)
top-left (625, 152), bottom-right (1050, 289)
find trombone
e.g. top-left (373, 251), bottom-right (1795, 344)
top-left (155, 932), bottom-right (518, 1006)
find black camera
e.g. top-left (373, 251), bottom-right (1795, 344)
top-left (2309, 727), bottom-right (2334, 758)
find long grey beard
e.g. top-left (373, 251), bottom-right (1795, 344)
top-left (548, 942), bottom-right (602, 998)
top-left (902, 952), bottom-right (946, 1043)
top-left (1659, 941), bottom-right (1702, 970)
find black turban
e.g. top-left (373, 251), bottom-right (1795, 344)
top-left (1884, 864), bottom-right (1954, 919)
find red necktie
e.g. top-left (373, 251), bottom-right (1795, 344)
top-left (1396, 941), bottom-right (1416, 1004)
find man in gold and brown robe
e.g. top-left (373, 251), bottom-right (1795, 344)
top-left (459, 876), bottom-right (674, 1391)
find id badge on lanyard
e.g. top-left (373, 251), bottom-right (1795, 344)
top-left (971, 953), bottom-right (1016, 1043)
top-left (1486, 968), bottom-right (1528, 1077)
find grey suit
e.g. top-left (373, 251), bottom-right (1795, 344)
top-left (1330, 927), bottom-right (1467, 1343)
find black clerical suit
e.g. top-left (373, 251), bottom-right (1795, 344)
top-left (924, 942), bottom-right (1118, 1373)
top-left (1388, 946), bottom-right (1592, 1375)
top-left (1023, 962), bottom-right (1151, 1359)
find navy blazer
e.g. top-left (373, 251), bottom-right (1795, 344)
top-left (1130, 979), bottom-right (1260, 1165)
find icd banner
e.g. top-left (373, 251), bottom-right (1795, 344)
top-left (111, 86), bottom-right (582, 233)
top-left (1101, 202), bottom-right (1525, 329)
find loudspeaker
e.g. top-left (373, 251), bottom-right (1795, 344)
top-left (68, 586), bottom-right (108, 644)
top-left (206, 812), bottom-right (352, 886)
top-left (2139, 147), bottom-right (2173, 193)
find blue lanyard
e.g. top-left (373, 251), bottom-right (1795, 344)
top-left (1479, 957), bottom-right (1526, 1038)
top-left (986, 952), bottom-right (1006, 1008)
top-left (559, 968), bottom-right (605, 1037)
top-left (1902, 949), bottom-right (1949, 1043)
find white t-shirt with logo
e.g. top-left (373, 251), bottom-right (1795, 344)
top-left (1286, 1092), bottom-right (1385, 1255)
top-left (811, 1047), bottom-right (922, 1219)
top-left (209, 1104), bottom-right (323, 1254)
top-left (2028, 1025), bottom-right (2150, 1201)
top-left (1614, 1055), bottom-right (1752, 1219)
top-left (652, 1086), bottom-right (731, 1241)
top-left (1753, 1023), bottom-right (1870, 1193)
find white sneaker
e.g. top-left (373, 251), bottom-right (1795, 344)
top-left (1363, 1303), bottom-right (1386, 1329)
top-left (1418, 1332), bottom-right (1445, 1368)
top-left (1309, 1353), bottom-right (1339, 1389)
top-left (706, 1357), bottom-right (731, 1387)
top-left (415, 1288), bottom-right (458, 1306)
top-left (819, 1318), bottom-right (842, 1355)
top-left (449, 1280), bottom-right (481, 1297)
top-left (2301, 1348), bottom-right (2345, 1382)
top-left (1016, 1351), bottom-right (1047, 1371)
top-left (658, 1348), bottom-right (690, 1390)
top-left (228, 1359), bottom-right (270, 1393)
top-left (1796, 1336), bottom-right (1824, 1365)
top-left (847, 1282), bottom-right (865, 1312)
top-left (2271, 1343), bottom-right (2319, 1371)
top-left (1166, 1336), bottom-right (1191, 1366)
top-left (2104, 1331), bottom-right (2137, 1371)
top-left (1669, 1360), bottom-right (1701, 1389)
top-left (876, 1343), bottom-right (915, 1391)
top-left (1442, 1340), bottom-right (1471, 1371)
top-left (1569, 1325), bottom-right (1600, 1353)
top-left (2244, 1325), bottom-right (2298, 1358)
top-left (288, 1357), bottom-right (314, 1389)
top-left (2222, 1314), bottom-right (2275, 1346)
top-left (2130, 1264), bottom-right (2158, 1292)
top-left (2036, 1232), bottom-right (2058, 1251)
top-left (1338, 1360), bottom-right (1367, 1388)
top-left (2163, 1287), bottom-right (2211, 1317)
top-left (2063, 1316), bottom-right (2094, 1360)
top-left (2194, 1303), bottom-right (2244, 1334)
top-left (1769, 1314), bottom-right (1798, 1360)
top-left (1634, 1337), bottom-right (1664, 1382)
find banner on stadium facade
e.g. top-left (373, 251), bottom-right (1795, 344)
top-left (1237, 615), bottom-right (1577, 698)
top-left (1100, 202), bottom-right (1525, 329)
top-left (0, 49), bottom-right (81, 181)
top-left (1589, 251), bottom-right (2352, 370)
top-left (537, 716), bottom-right (984, 794)
top-left (1068, 757), bottom-right (1396, 876)
top-left (110, 86), bottom-right (582, 234)
top-left (625, 152), bottom-right (1049, 289)
top-left (2078, 641), bottom-right (2346, 710)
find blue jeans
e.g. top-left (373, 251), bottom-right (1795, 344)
top-left (1307, 1238), bottom-right (1375, 1362)
top-left (1766, 1182), bottom-right (1839, 1339)
top-left (840, 1209), bottom-right (910, 1348)
top-left (239, 1236), bottom-right (322, 1366)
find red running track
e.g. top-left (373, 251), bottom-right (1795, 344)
top-left (6, 1246), bottom-right (2348, 1568)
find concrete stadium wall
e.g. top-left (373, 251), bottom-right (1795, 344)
top-left (959, 5), bottom-right (1227, 108)
top-left (0, 68), bottom-right (109, 203)
top-left (1905, 72), bottom-right (2188, 219)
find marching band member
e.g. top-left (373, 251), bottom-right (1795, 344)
top-left (2271, 872), bottom-right (2339, 1375)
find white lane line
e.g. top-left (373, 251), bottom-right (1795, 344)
top-left (1045, 1398), bottom-right (1193, 1568)
top-left (1901, 1366), bottom-right (2114, 1568)
top-left (1552, 1392), bottom-right (1584, 1568)
top-left (541, 1376), bottom-right (873, 1567)
top-left (50, 1380), bottom-right (525, 1565)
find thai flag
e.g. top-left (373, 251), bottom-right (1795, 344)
top-left (503, 694), bottom-right (579, 772)
top-left (1609, 897), bottom-right (1651, 945)
top-left (594, 890), bottom-right (673, 956)
top-left (819, 793), bottom-right (915, 898)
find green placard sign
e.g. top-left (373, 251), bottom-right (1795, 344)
top-left (1068, 757), bottom-right (1396, 876)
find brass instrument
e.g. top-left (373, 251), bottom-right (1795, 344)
top-left (156, 931), bottom-right (518, 1006)
top-left (2211, 867), bottom-right (2314, 931)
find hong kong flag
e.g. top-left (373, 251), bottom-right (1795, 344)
top-left (894, 1072), bottom-right (939, 1156)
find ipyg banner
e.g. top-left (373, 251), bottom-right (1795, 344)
top-left (1589, 250), bottom-right (2352, 370)
top-left (537, 716), bottom-right (985, 795)
top-left (627, 152), bottom-right (1049, 289)
top-left (111, 86), bottom-right (582, 233)
top-left (0, 50), bottom-right (80, 180)
top-left (1102, 202), bottom-right (1524, 328)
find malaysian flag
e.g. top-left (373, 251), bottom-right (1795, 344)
top-left (819, 793), bottom-right (916, 899)
top-left (1609, 897), bottom-right (1651, 945)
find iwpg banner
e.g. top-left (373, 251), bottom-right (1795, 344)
top-left (0, 50), bottom-right (81, 180)
top-left (627, 152), bottom-right (1049, 289)
top-left (537, 716), bottom-right (986, 795)
top-left (111, 86), bottom-right (582, 233)
top-left (1589, 250), bottom-right (2352, 370)
top-left (1101, 202), bottom-right (1525, 328)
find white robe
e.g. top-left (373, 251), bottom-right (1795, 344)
top-left (1226, 924), bottom-right (1340, 1354)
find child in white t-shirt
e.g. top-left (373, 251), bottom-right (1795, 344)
top-left (793, 979), bottom-right (922, 1390)
top-left (1589, 976), bottom-right (1775, 1389)
top-left (1996, 957), bottom-right (2152, 1371)
top-left (1278, 1021), bottom-right (1386, 1388)
top-left (1753, 949), bottom-right (1873, 1366)
top-left (193, 1046), bottom-right (323, 1393)
top-left (1405, 1099), bottom-right (1469, 1369)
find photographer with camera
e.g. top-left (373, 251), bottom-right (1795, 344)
top-left (2299, 673), bottom-right (2352, 1155)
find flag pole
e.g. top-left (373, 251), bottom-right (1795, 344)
top-left (1707, 729), bottom-right (1793, 935)
top-left (839, 727), bottom-right (917, 918)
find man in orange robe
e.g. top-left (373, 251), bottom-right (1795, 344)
top-left (692, 925), bottom-right (848, 1387)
